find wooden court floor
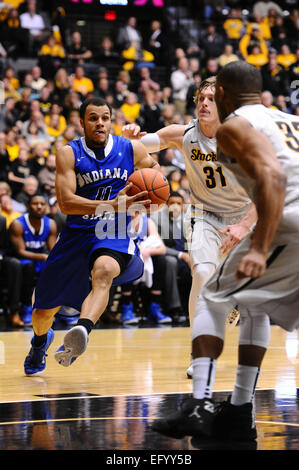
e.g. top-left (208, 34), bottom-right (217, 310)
top-left (0, 321), bottom-right (298, 451)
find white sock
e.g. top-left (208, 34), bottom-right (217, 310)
top-left (192, 357), bottom-right (217, 399)
top-left (231, 364), bottom-right (260, 405)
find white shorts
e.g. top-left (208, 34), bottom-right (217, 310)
top-left (185, 209), bottom-right (247, 271)
top-left (202, 235), bottom-right (299, 332)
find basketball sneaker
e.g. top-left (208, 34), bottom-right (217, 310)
top-left (213, 396), bottom-right (257, 441)
top-left (186, 363), bottom-right (193, 379)
top-left (120, 303), bottom-right (139, 325)
top-left (22, 305), bottom-right (33, 325)
top-left (54, 325), bottom-right (88, 367)
top-left (24, 328), bottom-right (55, 375)
top-left (151, 397), bottom-right (216, 438)
top-left (148, 302), bottom-right (172, 324)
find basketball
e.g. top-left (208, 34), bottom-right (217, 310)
top-left (126, 168), bottom-right (170, 208)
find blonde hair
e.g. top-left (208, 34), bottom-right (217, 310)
top-left (194, 76), bottom-right (216, 104)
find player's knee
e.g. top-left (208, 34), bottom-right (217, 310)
top-left (239, 311), bottom-right (270, 349)
top-left (192, 296), bottom-right (226, 341)
top-left (91, 257), bottom-right (120, 286)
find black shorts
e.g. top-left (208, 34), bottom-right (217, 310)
top-left (89, 248), bottom-right (132, 273)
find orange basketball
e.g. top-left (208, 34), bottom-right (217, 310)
top-left (126, 168), bottom-right (170, 208)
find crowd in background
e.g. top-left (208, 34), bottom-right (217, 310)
top-left (0, 0), bottom-right (298, 328)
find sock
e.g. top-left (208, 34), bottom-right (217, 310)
top-left (192, 357), bottom-right (217, 399)
top-left (231, 365), bottom-right (260, 405)
top-left (77, 318), bottom-right (94, 335)
top-left (33, 333), bottom-right (48, 347)
top-left (151, 293), bottom-right (162, 305)
top-left (122, 294), bottom-right (132, 305)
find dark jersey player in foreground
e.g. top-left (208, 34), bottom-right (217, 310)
top-left (24, 97), bottom-right (157, 375)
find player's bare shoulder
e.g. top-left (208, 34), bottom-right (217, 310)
top-left (56, 144), bottom-right (75, 171)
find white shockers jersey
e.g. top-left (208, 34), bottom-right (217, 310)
top-left (220, 105), bottom-right (299, 243)
top-left (183, 119), bottom-right (251, 215)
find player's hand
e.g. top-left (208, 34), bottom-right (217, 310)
top-left (236, 248), bottom-right (266, 280)
top-left (113, 183), bottom-right (151, 212)
top-left (122, 124), bottom-right (147, 140)
top-left (180, 252), bottom-right (191, 267)
top-left (220, 224), bottom-right (249, 256)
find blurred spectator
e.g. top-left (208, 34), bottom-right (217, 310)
top-left (239, 23), bottom-right (269, 59)
top-left (270, 15), bottom-right (288, 51)
top-left (44, 103), bottom-right (66, 136)
top-left (14, 88), bottom-right (32, 122)
top-left (93, 36), bottom-right (120, 68)
top-left (112, 79), bottom-right (128, 108)
top-left (199, 23), bottom-right (224, 61)
top-left (147, 19), bottom-right (168, 65)
top-left (246, 44), bottom-right (269, 68)
top-left (136, 66), bottom-right (160, 96)
top-left (39, 34), bottom-right (66, 77)
top-left (29, 143), bottom-right (47, 176)
top-left (201, 57), bottom-right (219, 79)
top-left (37, 153), bottom-right (56, 196)
top-left (39, 86), bottom-right (52, 115)
top-left (275, 94), bottom-right (292, 114)
top-left (31, 65), bottom-right (47, 93)
top-left (8, 148), bottom-right (32, 196)
top-left (217, 43), bottom-right (239, 68)
top-left (5, 128), bottom-right (20, 162)
top-left (222, 8), bottom-right (245, 50)
top-left (247, 14), bottom-right (272, 41)
top-left (186, 71), bottom-right (202, 117)
top-left (277, 44), bottom-right (296, 70)
top-left (3, 66), bottom-right (20, 91)
top-left (137, 89), bottom-right (164, 133)
top-left (261, 90), bottom-right (278, 108)
top-left (67, 110), bottom-right (83, 138)
top-left (72, 65), bottom-right (94, 97)
top-left (67, 30), bottom-right (92, 65)
top-left (116, 16), bottom-right (143, 52)
top-left (15, 175), bottom-right (39, 206)
top-left (170, 57), bottom-right (193, 116)
top-left (52, 67), bottom-right (72, 103)
top-left (2, 97), bottom-right (19, 129)
top-left (1, 7), bottom-right (28, 58)
top-left (261, 49), bottom-right (289, 96)
top-left (0, 181), bottom-right (26, 213)
top-left (63, 90), bottom-right (82, 119)
top-left (19, 0), bottom-right (48, 55)
top-left (94, 76), bottom-right (110, 100)
top-left (111, 110), bottom-right (126, 136)
top-left (0, 193), bottom-right (21, 227)
top-left (253, 1), bottom-right (284, 18)
top-left (0, 132), bottom-right (11, 181)
top-left (22, 111), bottom-right (50, 149)
top-left (121, 92), bottom-right (141, 124)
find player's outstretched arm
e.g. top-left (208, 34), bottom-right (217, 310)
top-left (216, 116), bottom-right (286, 279)
top-left (132, 139), bottom-right (160, 171)
top-left (122, 123), bottom-right (185, 152)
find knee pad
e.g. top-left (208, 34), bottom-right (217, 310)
top-left (189, 263), bottom-right (216, 327)
top-left (238, 308), bottom-right (271, 349)
top-left (192, 295), bottom-right (226, 342)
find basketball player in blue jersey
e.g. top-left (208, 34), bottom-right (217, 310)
top-left (10, 194), bottom-right (57, 325)
top-left (24, 97), bottom-right (157, 375)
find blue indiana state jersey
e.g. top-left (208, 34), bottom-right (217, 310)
top-left (66, 135), bottom-right (135, 232)
top-left (17, 213), bottom-right (51, 253)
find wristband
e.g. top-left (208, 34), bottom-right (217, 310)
top-left (140, 133), bottom-right (161, 153)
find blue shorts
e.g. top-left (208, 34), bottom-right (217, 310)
top-left (33, 227), bottom-right (143, 311)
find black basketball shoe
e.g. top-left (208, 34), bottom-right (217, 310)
top-left (151, 397), bottom-right (216, 439)
top-left (213, 396), bottom-right (257, 441)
